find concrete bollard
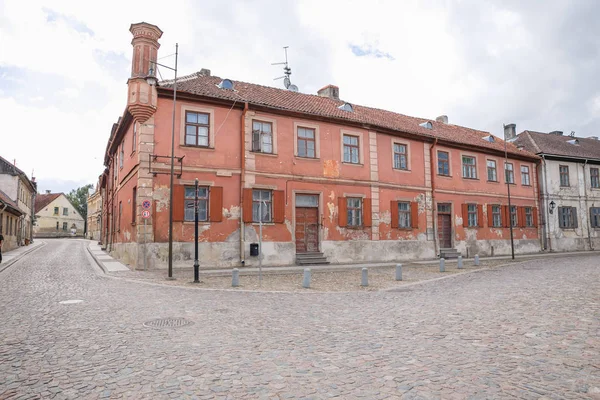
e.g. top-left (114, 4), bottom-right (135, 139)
top-left (361, 268), bottom-right (368, 287)
top-left (457, 256), bottom-right (463, 269)
top-left (232, 268), bottom-right (239, 287)
top-left (395, 264), bottom-right (403, 281)
top-left (474, 255), bottom-right (480, 266)
top-left (440, 258), bottom-right (445, 272)
top-left (302, 268), bottom-right (311, 288)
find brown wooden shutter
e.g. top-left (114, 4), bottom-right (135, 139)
top-left (338, 197), bottom-right (347, 227)
top-left (172, 185), bottom-right (185, 222)
top-left (518, 206), bottom-right (525, 228)
top-left (273, 190), bottom-right (285, 223)
top-left (532, 207), bottom-right (538, 227)
top-left (363, 198), bottom-right (372, 227)
top-left (462, 203), bottom-right (469, 228)
top-left (209, 186), bottom-right (223, 222)
top-left (390, 201), bottom-right (399, 229)
top-left (487, 204), bottom-right (493, 227)
top-left (477, 204), bottom-right (484, 228)
top-left (411, 202), bottom-right (419, 229)
top-left (242, 188), bottom-right (253, 223)
top-left (502, 205), bottom-right (509, 228)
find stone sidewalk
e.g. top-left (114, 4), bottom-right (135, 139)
top-left (87, 241), bottom-right (129, 272)
top-left (0, 240), bottom-right (45, 273)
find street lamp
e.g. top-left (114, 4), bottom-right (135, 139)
top-left (147, 43), bottom-right (178, 279)
top-left (549, 201), bottom-right (556, 214)
top-left (503, 124), bottom-right (515, 260)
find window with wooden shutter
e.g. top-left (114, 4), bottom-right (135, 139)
top-left (242, 188), bottom-right (253, 223)
top-left (209, 186), bottom-right (223, 222)
top-left (390, 201), bottom-right (399, 229)
top-left (363, 198), bottom-right (372, 227)
top-left (477, 204), bottom-right (484, 227)
top-left (273, 190), bottom-right (285, 223)
top-left (487, 204), bottom-right (493, 227)
top-left (411, 202), bottom-right (418, 229)
top-left (461, 204), bottom-right (469, 228)
top-left (338, 197), bottom-right (348, 227)
top-left (173, 185), bottom-right (185, 222)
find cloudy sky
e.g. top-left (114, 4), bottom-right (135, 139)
top-left (1, 0), bottom-right (599, 194)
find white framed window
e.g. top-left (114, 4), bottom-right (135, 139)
top-left (521, 165), bottom-right (530, 186)
top-left (462, 156), bottom-right (477, 179)
top-left (505, 163), bottom-right (514, 184)
top-left (347, 197), bottom-right (362, 226)
top-left (252, 190), bottom-right (272, 222)
top-left (398, 202), bottom-right (411, 228)
top-left (184, 186), bottom-right (208, 222)
top-left (393, 143), bottom-right (408, 170)
top-left (487, 160), bottom-right (497, 182)
top-left (343, 135), bottom-right (360, 164)
top-left (252, 120), bottom-right (273, 154)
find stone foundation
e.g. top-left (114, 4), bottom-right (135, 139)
top-left (455, 239), bottom-right (542, 258)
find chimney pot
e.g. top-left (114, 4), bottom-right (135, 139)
top-left (436, 115), bottom-right (448, 124)
top-left (504, 123), bottom-right (517, 141)
top-left (317, 84), bottom-right (340, 100)
top-left (590, 136), bottom-right (599, 140)
top-left (129, 22), bottom-right (163, 79)
top-left (45, 190), bottom-right (51, 194)
top-left (198, 68), bottom-right (211, 77)
top-left (549, 130), bottom-right (563, 136)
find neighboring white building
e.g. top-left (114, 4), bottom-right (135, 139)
top-left (34, 192), bottom-right (85, 237)
top-left (514, 130), bottom-right (600, 251)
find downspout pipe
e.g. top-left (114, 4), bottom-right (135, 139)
top-left (583, 159), bottom-right (593, 250)
top-left (541, 155), bottom-right (552, 251)
top-left (429, 138), bottom-right (439, 257)
top-left (240, 102), bottom-right (249, 266)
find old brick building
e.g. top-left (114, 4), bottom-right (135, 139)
top-left (100, 22), bottom-right (541, 269)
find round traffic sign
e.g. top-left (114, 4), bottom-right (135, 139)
top-left (142, 200), bottom-right (151, 209)
top-left (142, 210), bottom-right (151, 219)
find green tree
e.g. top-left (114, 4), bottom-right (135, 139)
top-left (66, 184), bottom-right (94, 221)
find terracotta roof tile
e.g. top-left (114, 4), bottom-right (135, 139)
top-left (159, 74), bottom-right (536, 159)
top-left (35, 193), bottom-right (62, 213)
top-left (515, 131), bottom-right (600, 160)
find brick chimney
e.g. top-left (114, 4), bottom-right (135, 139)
top-left (436, 115), bottom-right (448, 124)
top-left (504, 123), bottom-right (516, 141)
top-left (127, 22), bottom-right (163, 123)
top-left (317, 85), bottom-right (340, 100)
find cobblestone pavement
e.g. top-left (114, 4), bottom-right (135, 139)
top-left (1, 239), bottom-right (599, 399)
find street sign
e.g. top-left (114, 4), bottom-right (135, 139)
top-left (142, 200), bottom-right (151, 209)
top-left (142, 210), bottom-right (151, 219)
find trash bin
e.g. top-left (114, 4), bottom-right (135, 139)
top-left (250, 243), bottom-right (259, 256)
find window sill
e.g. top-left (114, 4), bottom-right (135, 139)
top-left (345, 225), bottom-right (369, 229)
top-left (294, 155), bottom-right (319, 161)
top-left (183, 221), bottom-right (211, 225)
top-left (394, 227), bottom-right (415, 231)
top-left (487, 180), bottom-right (499, 184)
top-left (342, 162), bottom-right (364, 167)
top-left (393, 168), bottom-right (411, 173)
top-left (522, 184), bottom-right (532, 187)
top-left (251, 151), bottom-right (278, 157)
top-left (437, 173), bottom-right (452, 178)
top-left (251, 222), bottom-right (275, 226)
top-left (181, 145), bottom-right (215, 151)
top-left (462, 177), bottom-right (479, 180)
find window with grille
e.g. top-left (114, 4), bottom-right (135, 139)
top-left (438, 151), bottom-right (449, 176)
top-left (393, 143), bottom-right (408, 170)
top-left (343, 135), bottom-right (360, 164)
top-left (559, 165), bottom-right (570, 187)
top-left (558, 206), bottom-right (576, 228)
top-left (252, 190), bottom-right (272, 222)
top-left (462, 156), bottom-right (477, 179)
top-left (398, 202), bottom-right (411, 228)
top-left (347, 197), bottom-right (362, 226)
top-left (492, 205), bottom-right (502, 227)
top-left (591, 168), bottom-right (599, 188)
top-left (505, 163), bottom-right (514, 184)
top-left (297, 127), bottom-right (316, 158)
top-left (467, 204), bottom-right (478, 227)
top-left (521, 165), bottom-right (530, 185)
top-left (184, 186), bottom-right (209, 222)
top-left (185, 111), bottom-right (210, 147)
top-left (252, 121), bottom-right (273, 153)
top-left (487, 160), bottom-right (497, 181)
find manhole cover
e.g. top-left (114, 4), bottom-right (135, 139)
top-left (59, 300), bottom-right (84, 305)
top-left (143, 318), bottom-right (194, 328)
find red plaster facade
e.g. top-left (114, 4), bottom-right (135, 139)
top-left (100, 23), bottom-right (541, 269)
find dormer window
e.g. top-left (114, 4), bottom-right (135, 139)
top-left (567, 139), bottom-right (579, 145)
top-left (217, 79), bottom-right (234, 90)
top-left (483, 135), bottom-right (495, 142)
top-left (419, 121), bottom-right (433, 129)
top-left (338, 103), bottom-right (353, 112)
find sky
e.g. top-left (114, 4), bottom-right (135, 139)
top-left (1, 0), bottom-right (599, 194)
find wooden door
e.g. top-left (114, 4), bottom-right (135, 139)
top-left (295, 207), bottom-right (319, 253)
top-left (438, 214), bottom-right (452, 248)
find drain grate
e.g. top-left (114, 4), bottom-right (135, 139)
top-left (143, 318), bottom-right (193, 328)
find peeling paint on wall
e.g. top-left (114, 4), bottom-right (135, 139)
top-left (154, 186), bottom-right (170, 212)
top-left (327, 202), bottom-right (336, 223)
top-left (225, 206), bottom-right (240, 219)
top-left (323, 160), bottom-right (340, 178)
top-left (455, 215), bottom-right (463, 226)
top-left (379, 210), bottom-right (391, 225)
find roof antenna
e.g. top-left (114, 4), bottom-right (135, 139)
top-left (570, 131), bottom-right (575, 137)
top-left (272, 46), bottom-right (299, 92)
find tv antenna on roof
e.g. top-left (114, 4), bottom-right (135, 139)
top-left (272, 46), bottom-right (299, 92)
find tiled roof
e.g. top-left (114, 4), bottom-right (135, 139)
top-left (159, 73), bottom-right (536, 159)
top-left (515, 131), bottom-right (600, 160)
top-left (0, 189), bottom-right (21, 215)
top-left (35, 193), bottom-right (62, 213)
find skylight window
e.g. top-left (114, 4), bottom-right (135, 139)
top-left (338, 102), bottom-right (353, 112)
top-left (567, 139), bottom-right (579, 145)
top-left (217, 79), bottom-right (234, 90)
top-left (483, 135), bottom-right (495, 143)
top-left (419, 121), bottom-right (433, 130)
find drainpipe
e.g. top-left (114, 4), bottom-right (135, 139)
top-left (239, 102), bottom-right (249, 266)
top-left (541, 155), bottom-right (552, 251)
top-left (583, 159), bottom-right (593, 250)
top-left (429, 138), bottom-right (439, 257)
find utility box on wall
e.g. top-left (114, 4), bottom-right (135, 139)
top-left (250, 243), bottom-right (259, 256)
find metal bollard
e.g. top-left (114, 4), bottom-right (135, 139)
top-left (361, 268), bottom-right (368, 286)
top-left (440, 258), bottom-right (445, 272)
top-left (474, 255), bottom-right (480, 266)
top-left (457, 256), bottom-right (463, 269)
top-left (302, 268), bottom-right (311, 288)
top-left (232, 268), bottom-right (239, 287)
top-left (395, 264), bottom-right (403, 281)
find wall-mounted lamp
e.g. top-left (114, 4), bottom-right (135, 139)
top-left (549, 200), bottom-right (556, 214)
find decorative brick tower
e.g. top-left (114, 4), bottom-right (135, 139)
top-left (128, 22), bottom-right (162, 269)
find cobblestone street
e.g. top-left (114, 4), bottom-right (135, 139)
top-left (1, 239), bottom-right (599, 399)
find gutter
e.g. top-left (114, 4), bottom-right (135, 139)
top-left (239, 102), bottom-right (248, 266)
top-left (429, 138), bottom-right (439, 256)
